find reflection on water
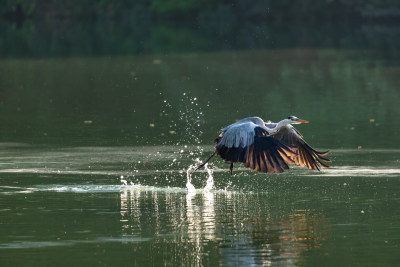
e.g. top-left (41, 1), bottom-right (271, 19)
top-left (120, 187), bottom-right (144, 239)
top-left (1, 147), bottom-right (400, 266)
top-left (185, 191), bottom-right (216, 266)
top-left (1, 50), bottom-right (399, 149)
top-left (118, 185), bottom-right (329, 266)
top-left (0, 237), bottom-right (152, 249)
top-left (119, 187), bottom-right (218, 266)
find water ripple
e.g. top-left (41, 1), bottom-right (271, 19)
top-left (303, 166), bottom-right (400, 177)
top-left (0, 236), bottom-right (152, 249)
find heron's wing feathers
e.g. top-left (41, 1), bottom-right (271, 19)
top-left (216, 125), bottom-right (297, 173)
top-left (216, 121), bottom-right (258, 148)
top-left (271, 125), bottom-right (331, 170)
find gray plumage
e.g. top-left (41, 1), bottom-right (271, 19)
top-left (196, 116), bottom-right (331, 174)
top-left (217, 117), bottom-right (263, 148)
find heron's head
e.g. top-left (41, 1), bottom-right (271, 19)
top-left (287, 116), bottom-right (309, 125)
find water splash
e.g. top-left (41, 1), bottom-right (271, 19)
top-left (186, 165), bottom-right (197, 192)
top-left (120, 175), bottom-right (128, 185)
top-left (155, 93), bottom-right (211, 190)
top-left (186, 159), bottom-right (214, 192)
top-left (203, 164), bottom-right (214, 191)
top-left (160, 92), bottom-right (205, 157)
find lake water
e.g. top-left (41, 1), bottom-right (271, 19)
top-left (1, 146), bottom-right (400, 266)
top-left (1, 37), bottom-right (400, 265)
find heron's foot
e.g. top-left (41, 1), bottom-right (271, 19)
top-left (229, 162), bottom-right (233, 175)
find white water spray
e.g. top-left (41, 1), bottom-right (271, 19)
top-left (203, 164), bottom-right (214, 191)
top-left (186, 165), bottom-right (197, 192)
top-left (186, 159), bottom-right (215, 192)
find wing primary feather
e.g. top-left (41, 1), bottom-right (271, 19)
top-left (252, 146), bottom-right (257, 170)
top-left (276, 147), bottom-right (296, 165)
top-left (315, 153), bottom-right (331, 163)
top-left (263, 152), bottom-right (274, 172)
top-left (316, 150), bottom-right (330, 157)
top-left (266, 153), bottom-right (278, 173)
top-left (267, 149), bottom-right (284, 173)
top-left (316, 158), bottom-right (330, 168)
top-left (273, 148), bottom-right (288, 170)
top-left (258, 154), bottom-right (266, 172)
top-left (270, 124), bottom-right (331, 170)
top-left (260, 154), bottom-right (269, 172)
top-left (254, 153), bottom-right (261, 172)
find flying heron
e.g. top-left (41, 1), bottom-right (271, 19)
top-left (196, 116), bottom-right (330, 174)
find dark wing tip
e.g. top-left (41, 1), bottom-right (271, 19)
top-left (316, 150), bottom-right (330, 157)
top-left (300, 144), bottom-right (331, 170)
top-left (269, 124), bottom-right (331, 170)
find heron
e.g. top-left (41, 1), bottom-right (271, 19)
top-left (195, 116), bottom-right (331, 174)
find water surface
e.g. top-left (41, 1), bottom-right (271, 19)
top-left (1, 144), bottom-right (400, 266)
top-left (1, 48), bottom-right (400, 266)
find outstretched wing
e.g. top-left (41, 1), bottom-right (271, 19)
top-left (215, 122), bottom-right (297, 173)
top-left (271, 125), bottom-right (331, 170)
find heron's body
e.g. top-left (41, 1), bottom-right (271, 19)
top-left (196, 116), bottom-right (330, 174)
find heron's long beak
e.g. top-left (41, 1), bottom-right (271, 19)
top-left (296, 118), bottom-right (309, 123)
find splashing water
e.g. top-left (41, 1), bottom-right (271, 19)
top-left (203, 164), bottom-right (214, 191)
top-left (159, 93), bottom-right (208, 183)
top-left (186, 165), bottom-right (197, 192)
top-left (175, 93), bottom-right (213, 192)
top-left (186, 159), bottom-right (214, 192)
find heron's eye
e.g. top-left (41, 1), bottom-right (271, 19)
top-left (287, 116), bottom-right (292, 119)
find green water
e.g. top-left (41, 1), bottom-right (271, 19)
top-left (1, 47), bottom-right (400, 266)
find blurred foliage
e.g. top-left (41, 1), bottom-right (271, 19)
top-left (1, 19), bottom-right (400, 59)
top-left (1, 0), bottom-right (400, 58)
top-left (2, 0), bottom-right (400, 21)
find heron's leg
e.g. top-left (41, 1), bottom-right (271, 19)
top-left (230, 162), bottom-right (233, 175)
top-left (194, 150), bottom-right (217, 171)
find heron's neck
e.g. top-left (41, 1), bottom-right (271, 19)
top-left (269, 119), bottom-right (290, 134)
